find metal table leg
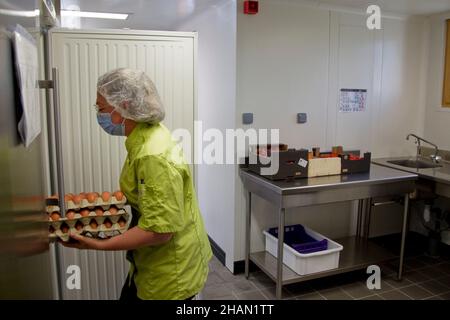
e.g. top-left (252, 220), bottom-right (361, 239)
top-left (398, 194), bottom-right (410, 280)
top-left (276, 208), bottom-right (286, 300)
top-left (245, 192), bottom-right (252, 279)
top-left (364, 198), bottom-right (373, 240)
top-left (356, 199), bottom-right (363, 237)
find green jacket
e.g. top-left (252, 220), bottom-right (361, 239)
top-left (119, 122), bottom-right (212, 300)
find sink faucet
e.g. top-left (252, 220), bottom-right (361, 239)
top-left (406, 134), bottom-right (441, 163)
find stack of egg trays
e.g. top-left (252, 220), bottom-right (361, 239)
top-left (47, 196), bottom-right (131, 242)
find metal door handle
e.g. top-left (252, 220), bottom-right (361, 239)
top-left (38, 68), bottom-right (66, 217)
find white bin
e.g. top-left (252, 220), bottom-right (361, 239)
top-left (263, 226), bottom-right (343, 275)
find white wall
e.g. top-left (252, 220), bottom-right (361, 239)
top-left (176, 1), bottom-right (237, 271)
top-left (235, 0), bottom-right (428, 262)
top-left (424, 11), bottom-right (450, 150)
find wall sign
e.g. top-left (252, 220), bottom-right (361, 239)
top-left (339, 89), bottom-right (367, 113)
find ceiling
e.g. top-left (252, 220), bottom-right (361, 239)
top-left (0, 0), bottom-right (230, 30)
top-left (1, 0), bottom-right (450, 30)
top-left (312, 0), bottom-right (450, 16)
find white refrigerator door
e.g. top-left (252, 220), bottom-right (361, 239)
top-left (49, 28), bottom-right (196, 300)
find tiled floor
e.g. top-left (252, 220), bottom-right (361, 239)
top-left (200, 254), bottom-right (450, 300)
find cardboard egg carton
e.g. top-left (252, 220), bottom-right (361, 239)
top-left (46, 205), bottom-right (128, 221)
top-left (47, 195), bottom-right (127, 213)
top-left (67, 195), bottom-right (127, 210)
top-left (48, 205), bottom-right (132, 242)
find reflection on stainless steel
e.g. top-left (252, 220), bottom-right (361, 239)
top-left (373, 157), bottom-right (450, 199)
top-left (0, 30), bottom-right (53, 299)
top-left (387, 159), bottom-right (441, 169)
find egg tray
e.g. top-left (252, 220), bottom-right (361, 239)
top-left (46, 195), bottom-right (127, 212)
top-left (48, 205), bottom-right (132, 242)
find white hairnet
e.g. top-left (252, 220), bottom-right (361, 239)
top-left (97, 68), bottom-right (165, 123)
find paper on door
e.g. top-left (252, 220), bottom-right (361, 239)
top-left (11, 25), bottom-right (41, 147)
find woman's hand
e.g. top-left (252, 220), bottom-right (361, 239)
top-left (59, 233), bottom-right (104, 250)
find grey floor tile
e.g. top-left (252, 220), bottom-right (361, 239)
top-left (384, 261), bottom-right (413, 273)
top-left (208, 257), bottom-right (224, 270)
top-left (248, 274), bottom-right (276, 290)
top-left (259, 287), bottom-right (294, 300)
top-left (379, 262), bottom-right (397, 276)
top-left (436, 275), bottom-right (450, 288)
top-left (399, 285), bottom-right (433, 300)
top-left (416, 266), bottom-right (449, 279)
top-left (403, 270), bottom-right (431, 283)
top-left (227, 280), bottom-right (259, 294)
top-left (236, 290), bottom-right (268, 300)
top-left (202, 283), bottom-right (234, 299)
top-left (404, 258), bottom-right (428, 270)
top-left (424, 295), bottom-right (444, 300)
top-left (415, 255), bottom-right (443, 266)
top-left (434, 262), bottom-right (450, 276)
top-left (295, 292), bottom-right (325, 300)
top-left (285, 283), bottom-right (315, 296)
top-left (342, 281), bottom-right (393, 299)
top-left (205, 271), bottom-right (227, 287)
top-left (209, 294), bottom-right (238, 300)
top-left (418, 280), bottom-right (450, 295)
top-left (383, 275), bottom-right (413, 289)
top-left (217, 270), bottom-right (244, 283)
top-left (319, 287), bottom-right (353, 300)
top-left (380, 290), bottom-right (412, 300)
top-left (359, 294), bottom-right (383, 300)
top-left (438, 291), bottom-right (450, 300)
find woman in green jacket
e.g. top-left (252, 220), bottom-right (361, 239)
top-left (63, 68), bottom-right (212, 300)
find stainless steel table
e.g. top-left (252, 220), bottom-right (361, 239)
top-left (240, 164), bottom-right (418, 299)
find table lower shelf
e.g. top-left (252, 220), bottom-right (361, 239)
top-left (249, 236), bottom-right (397, 285)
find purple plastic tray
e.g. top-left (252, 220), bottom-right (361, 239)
top-left (268, 224), bottom-right (328, 254)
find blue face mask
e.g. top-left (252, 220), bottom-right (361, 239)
top-left (96, 112), bottom-right (126, 136)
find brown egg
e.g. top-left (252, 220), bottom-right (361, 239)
top-left (49, 226), bottom-right (55, 234)
top-left (103, 219), bottom-right (113, 229)
top-left (114, 191), bottom-right (124, 201)
top-left (60, 224), bottom-right (69, 233)
top-left (64, 194), bottom-right (73, 202)
top-left (95, 207), bottom-right (104, 216)
top-left (108, 206), bottom-right (118, 215)
top-left (72, 195), bottom-right (82, 204)
top-left (86, 193), bottom-right (97, 203)
top-left (118, 218), bottom-right (126, 228)
top-left (75, 221), bottom-right (84, 231)
top-left (80, 209), bottom-right (90, 217)
top-left (66, 210), bottom-right (76, 220)
top-left (50, 212), bottom-right (61, 221)
top-left (101, 191), bottom-right (111, 202)
top-left (79, 192), bottom-right (87, 198)
top-left (89, 220), bottom-right (98, 230)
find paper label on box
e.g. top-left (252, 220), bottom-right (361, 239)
top-left (298, 158), bottom-right (308, 168)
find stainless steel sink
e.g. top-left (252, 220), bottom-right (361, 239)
top-left (387, 159), bottom-right (441, 169)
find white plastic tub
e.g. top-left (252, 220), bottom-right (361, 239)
top-left (263, 226), bottom-right (344, 275)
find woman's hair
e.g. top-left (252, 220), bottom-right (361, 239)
top-left (97, 68), bottom-right (165, 123)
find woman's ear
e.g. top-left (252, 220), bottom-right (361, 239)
top-left (111, 110), bottom-right (123, 124)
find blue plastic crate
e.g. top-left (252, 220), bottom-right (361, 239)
top-left (267, 224), bottom-right (328, 254)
